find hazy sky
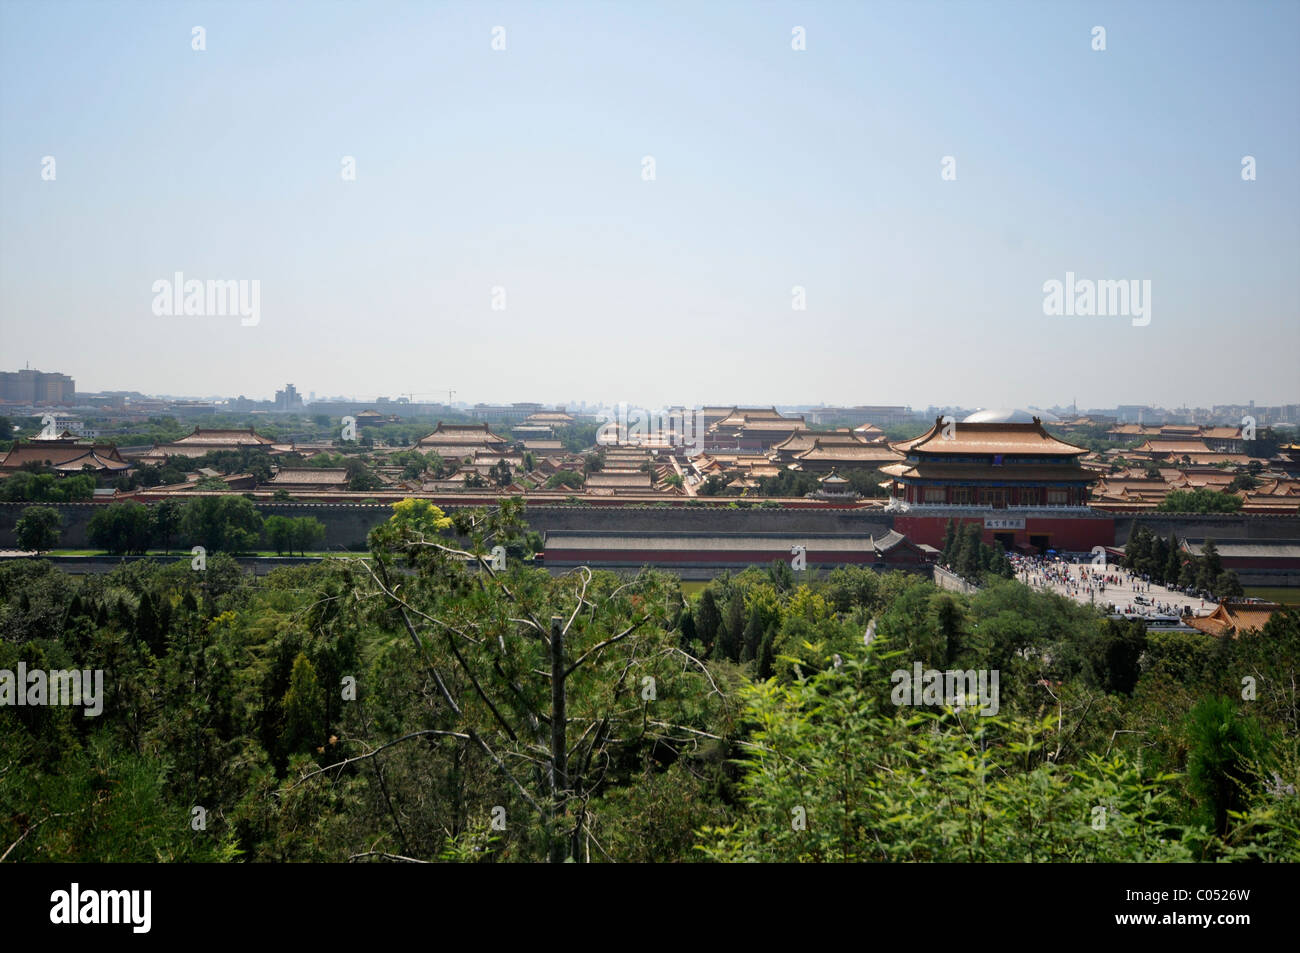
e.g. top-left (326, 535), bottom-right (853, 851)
top-left (2, 0), bottom-right (1297, 410)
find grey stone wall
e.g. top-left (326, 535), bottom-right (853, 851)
top-left (0, 500), bottom-right (894, 551)
top-left (4, 500), bottom-right (1295, 555)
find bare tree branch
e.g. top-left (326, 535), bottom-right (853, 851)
top-left (287, 729), bottom-right (471, 789)
top-left (563, 566), bottom-right (592, 637)
top-left (565, 616), bottom-right (650, 677)
top-left (348, 851), bottom-right (429, 863)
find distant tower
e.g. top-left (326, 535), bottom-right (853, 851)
top-left (274, 383), bottom-right (303, 410)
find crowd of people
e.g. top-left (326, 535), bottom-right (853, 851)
top-left (1009, 553), bottom-right (1203, 617)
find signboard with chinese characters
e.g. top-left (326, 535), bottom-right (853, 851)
top-left (984, 516), bottom-right (1025, 530)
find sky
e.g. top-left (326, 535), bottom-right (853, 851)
top-left (1, 0), bottom-right (1297, 411)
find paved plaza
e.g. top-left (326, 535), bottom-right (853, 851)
top-left (1010, 554), bottom-right (1216, 618)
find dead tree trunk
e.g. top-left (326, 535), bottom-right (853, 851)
top-left (549, 615), bottom-right (568, 863)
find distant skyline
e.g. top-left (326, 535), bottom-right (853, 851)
top-left (3, 1), bottom-right (1298, 408)
top-left (26, 372), bottom-right (1296, 418)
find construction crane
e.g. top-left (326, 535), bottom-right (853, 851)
top-left (401, 388), bottom-right (456, 405)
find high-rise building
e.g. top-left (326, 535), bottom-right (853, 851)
top-left (275, 383), bottom-right (304, 411)
top-left (0, 368), bottom-right (76, 405)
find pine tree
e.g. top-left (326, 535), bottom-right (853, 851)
top-left (940, 519), bottom-right (958, 565)
top-left (719, 596), bottom-right (745, 662)
top-left (767, 560), bottom-right (794, 591)
top-left (756, 621), bottom-right (778, 681)
top-left (1186, 697), bottom-right (1261, 837)
top-left (281, 653), bottom-right (326, 756)
top-left (156, 596), bottom-right (172, 647)
top-left (957, 523), bottom-right (982, 579)
top-left (933, 595), bottom-right (966, 667)
top-left (115, 595), bottom-right (132, 630)
top-left (742, 606), bottom-right (764, 663)
top-left (1123, 521), bottom-right (1140, 567)
top-left (1214, 570), bottom-right (1243, 600)
top-left (1135, 528), bottom-right (1154, 574)
top-left (679, 609), bottom-right (697, 650)
top-left (993, 540), bottom-right (1013, 579)
top-left (1152, 536), bottom-right (1169, 583)
top-left (1124, 524), bottom-right (1149, 569)
top-left (696, 590), bottom-right (722, 658)
top-left (1164, 533), bottom-right (1181, 584)
top-left (1198, 539), bottom-right (1223, 591)
top-left (136, 592), bottom-right (160, 652)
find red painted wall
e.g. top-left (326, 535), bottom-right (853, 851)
top-left (544, 548), bottom-right (880, 565)
top-left (894, 515), bottom-right (1115, 551)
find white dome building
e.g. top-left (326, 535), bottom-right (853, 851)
top-left (962, 408), bottom-right (1061, 425)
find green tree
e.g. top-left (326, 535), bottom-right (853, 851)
top-left (136, 591), bottom-right (162, 653)
top-left (88, 501), bottom-right (153, 555)
top-left (1164, 533), bottom-right (1182, 584)
top-left (940, 519), bottom-right (958, 565)
top-left (1185, 697), bottom-right (1262, 838)
top-left (931, 593), bottom-right (967, 667)
top-left (1243, 426), bottom-right (1282, 459)
top-left (61, 474), bottom-right (95, 501)
top-left (1, 471), bottom-right (93, 502)
top-left (152, 499), bottom-right (182, 553)
top-left (1214, 570), bottom-right (1243, 600)
top-left (179, 495), bottom-right (264, 553)
top-left (698, 474), bottom-right (731, 496)
top-left (678, 608), bottom-right (697, 649)
top-left (290, 517), bottom-right (326, 555)
top-left (1157, 489), bottom-right (1242, 513)
top-left (344, 458), bottom-right (382, 492)
top-left (1151, 535), bottom-right (1169, 583)
top-left (1123, 525), bottom-right (1149, 569)
top-left (698, 645), bottom-right (1198, 863)
top-left (265, 515), bottom-right (295, 555)
top-left (695, 589), bottom-right (722, 656)
top-left (756, 621), bottom-right (778, 680)
top-left (1197, 539), bottom-right (1223, 591)
top-left (956, 523), bottom-right (982, 579)
top-left (15, 506), bottom-right (61, 552)
top-left (1227, 473), bottom-right (1258, 492)
top-left (281, 653), bottom-right (326, 756)
top-left (842, 468), bottom-right (888, 498)
top-left (356, 503), bottom-right (727, 862)
top-left (768, 559), bottom-right (796, 593)
top-left (545, 470), bottom-right (584, 490)
top-left (1084, 618), bottom-right (1147, 695)
top-left (718, 595), bottom-right (745, 662)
